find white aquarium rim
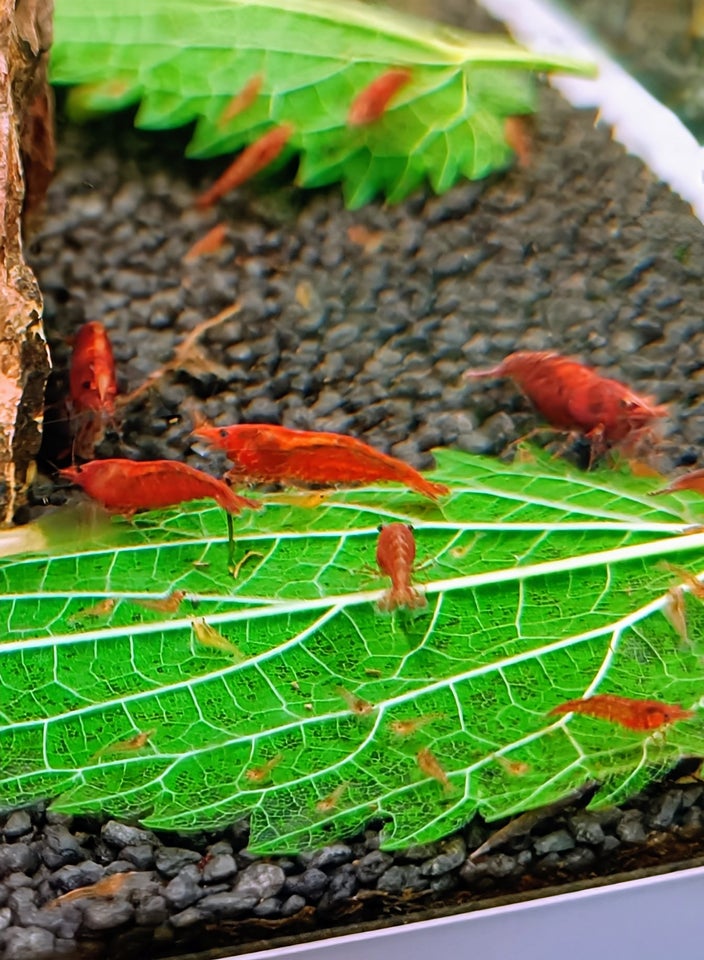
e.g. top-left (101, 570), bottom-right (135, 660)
top-left (478, 0), bottom-right (704, 223)
top-left (207, 863), bottom-right (704, 960)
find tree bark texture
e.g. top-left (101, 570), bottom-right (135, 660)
top-left (0, 0), bottom-right (53, 524)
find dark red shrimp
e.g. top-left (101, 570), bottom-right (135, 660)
top-left (348, 68), bottom-right (412, 126)
top-left (59, 459), bottom-right (259, 516)
top-left (196, 123), bottom-right (294, 209)
top-left (465, 351), bottom-right (667, 457)
top-left (549, 693), bottom-right (694, 732)
top-left (69, 322), bottom-right (118, 458)
top-left (194, 423), bottom-right (449, 500)
top-left (376, 522), bottom-right (426, 611)
top-left (60, 459), bottom-right (260, 568)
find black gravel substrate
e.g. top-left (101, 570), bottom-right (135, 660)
top-left (30, 83), bottom-right (704, 490)
top-left (12, 2), bottom-right (704, 956)
top-left (2, 775), bottom-right (704, 960)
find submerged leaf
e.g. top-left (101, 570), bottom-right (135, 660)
top-left (50, 0), bottom-right (593, 206)
top-left (2, 449), bottom-right (704, 852)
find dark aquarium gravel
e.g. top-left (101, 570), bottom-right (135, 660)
top-left (31, 84), bottom-right (704, 489)
top-left (1, 778), bottom-right (704, 958)
top-left (11, 0), bottom-right (704, 955)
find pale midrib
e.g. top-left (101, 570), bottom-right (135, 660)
top-left (3, 518), bottom-right (688, 569)
top-left (5, 529), bottom-right (704, 652)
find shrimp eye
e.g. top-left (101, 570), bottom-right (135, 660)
top-left (406, 524), bottom-right (414, 532)
top-left (377, 524), bottom-right (385, 533)
top-left (219, 428), bottom-right (228, 438)
top-left (81, 380), bottom-right (92, 391)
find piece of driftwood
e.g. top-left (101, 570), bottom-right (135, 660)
top-left (0, 0), bottom-right (53, 523)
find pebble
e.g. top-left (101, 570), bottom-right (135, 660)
top-left (377, 865), bottom-right (428, 893)
top-left (4, 872), bottom-right (32, 891)
top-left (533, 830), bottom-right (576, 857)
top-left (7, 886), bottom-right (36, 913)
top-left (430, 873), bottom-right (458, 894)
top-left (136, 895), bottom-right (168, 926)
top-left (421, 836), bottom-right (466, 876)
top-left (402, 842), bottom-right (439, 863)
top-left (164, 865), bottom-right (203, 910)
top-left (2, 813), bottom-right (32, 840)
top-left (617, 811), bottom-right (647, 844)
top-left (101, 821), bottom-right (153, 848)
top-left (648, 791), bottom-right (682, 829)
top-left (202, 852), bottom-right (238, 883)
top-left (537, 852), bottom-right (561, 873)
top-left (281, 894), bottom-right (306, 917)
top-left (285, 868), bottom-right (329, 901)
top-left (484, 854), bottom-right (518, 879)
top-left (355, 850), bottom-right (393, 883)
top-left (10, 894), bottom-right (78, 938)
top-left (169, 905), bottom-right (204, 929)
top-left (41, 826), bottom-right (83, 869)
top-left (318, 864), bottom-right (358, 908)
top-left (0, 843), bottom-right (38, 876)
top-left (254, 897), bottom-right (283, 918)
top-left (82, 897), bottom-right (135, 931)
top-left (569, 813), bottom-right (605, 846)
top-left (560, 847), bottom-right (597, 873)
top-left (122, 844), bottom-right (156, 870)
top-left (197, 891), bottom-right (259, 919)
top-left (244, 395), bottom-right (281, 422)
top-left (307, 844), bottom-right (353, 871)
top-left (154, 847), bottom-right (202, 878)
top-left (679, 806), bottom-right (703, 838)
top-left (600, 835), bottom-right (621, 855)
top-left (2, 925), bottom-right (55, 960)
top-left (105, 859), bottom-right (137, 876)
top-left (679, 785), bottom-right (703, 810)
top-left (234, 862), bottom-right (286, 901)
top-left (51, 860), bottom-right (103, 892)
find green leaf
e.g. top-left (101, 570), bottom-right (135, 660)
top-left (3, 449), bottom-right (704, 852)
top-left (50, 0), bottom-right (594, 207)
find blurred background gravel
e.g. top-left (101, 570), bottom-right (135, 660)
top-left (30, 83), bottom-right (704, 492)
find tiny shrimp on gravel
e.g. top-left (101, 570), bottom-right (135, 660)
top-left (69, 321), bottom-right (118, 458)
top-left (465, 350), bottom-right (668, 462)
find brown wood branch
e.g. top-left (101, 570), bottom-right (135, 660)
top-left (0, 0), bottom-right (53, 523)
